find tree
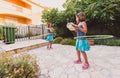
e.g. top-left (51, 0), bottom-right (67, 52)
top-left (63, 0), bottom-right (120, 22)
top-left (42, 0), bottom-right (120, 37)
top-left (42, 9), bottom-right (74, 37)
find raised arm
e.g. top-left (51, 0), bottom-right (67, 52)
top-left (72, 22), bottom-right (87, 33)
top-left (50, 27), bottom-right (54, 32)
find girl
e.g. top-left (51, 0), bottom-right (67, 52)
top-left (72, 12), bottom-right (90, 69)
top-left (46, 23), bottom-right (54, 49)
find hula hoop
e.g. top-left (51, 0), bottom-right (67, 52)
top-left (38, 33), bottom-right (54, 37)
top-left (74, 35), bottom-right (114, 40)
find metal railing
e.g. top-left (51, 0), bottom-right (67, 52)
top-left (0, 24), bottom-right (47, 44)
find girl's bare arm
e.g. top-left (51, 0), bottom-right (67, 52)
top-left (72, 22), bottom-right (87, 33)
top-left (50, 28), bottom-right (54, 32)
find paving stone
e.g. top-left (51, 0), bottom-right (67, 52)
top-left (49, 67), bottom-right (64, 78)
top-left (26, 44), bottom-right (120, 78)
top-left (90, 71), bottom-right (106, 78)
top-left (79, 72), bottom-right (91, 78)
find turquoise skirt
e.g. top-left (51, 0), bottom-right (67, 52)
top-left (46, 35), bottom-right (54, 42)
top-left (76, 39), bottom-right (90, 52)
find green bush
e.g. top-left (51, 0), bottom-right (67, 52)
top-left (54, 37), bottom-right (63, 43)
top-left (0, 54), bottom-right (40, 78)
top-left (60, 38), bottom-right (76, 46)
top-left (70, 39), bottom-right (76, 46)
top-left (25, 32), bottom-right (40, 37)
top-left (0, 26), bottom-right (3, 40)
top-left (0, 34), bottom-right (3, 40)
top-left (106, 39), bottom-right (120, 46)
top-left (0, 26), bottom-right (3, 34)
top-left (15, 34), bottom-right (25, 38)
top-left (94, 39), bottom-right (120, 46)
top-left (25, 32), bottom-right (34, 37)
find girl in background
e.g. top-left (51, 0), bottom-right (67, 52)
top-left (46, 23), bottom-right (54, 49)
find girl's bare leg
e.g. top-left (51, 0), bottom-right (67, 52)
top-left (81, 52), bottom-right (89, 69)
top-left (74, 50), bottom-right (82, 64)
top-left (50, 41), bottom-right (53, 48)
top-left (76, 49), bottom-right (81, 60)
top-left (81, 52), bottom-right (88, 63)
top-left (47, 42), bottom-right (50, 49)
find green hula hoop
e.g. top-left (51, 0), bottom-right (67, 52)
top-left (74, 35), bottom-right (114, 40)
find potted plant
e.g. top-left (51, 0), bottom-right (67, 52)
top-left (88, 39), bottom-right (94, 46)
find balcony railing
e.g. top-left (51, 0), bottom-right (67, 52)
top-left (0, 0), bottom-right (32, 15)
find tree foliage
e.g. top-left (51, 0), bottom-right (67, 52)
top-left (63, 0), bottom-right (120, 22)
top-left (42, 8), bottom-right (73, 37)
top-left (42, 0), bottom-right (120, 37)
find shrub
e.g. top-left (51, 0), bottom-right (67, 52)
top-left (94, 39), bottom-right (120, 46)
top-left (0, 34), bottom-right (3, 40)
top-left (25, 32), bottom-right (40, 37)
top-left (25, 32), bottom-right (34, 37)
top-left (106, 39), bottom-right (120, 46)
top-left (54, 37), bottom-right (63, 43)
top-left (70, 39), bottom-right (76, 46)
top-left (15, 34), bottom-right (25, 38)
top-left (60, 38), bottom-right (76, 46)
top-left (0, 54), bottom-right (40, 78)
top-left (0, 26), bottom-right (3, 40)
top-left (0, 26), bottom-right (3, 34)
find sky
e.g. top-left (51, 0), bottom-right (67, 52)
top-left (32, 0), bottom-right (66, 10)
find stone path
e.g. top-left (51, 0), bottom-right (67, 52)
top-left (0, 39), bottom-right (46, 51)
top-left (27, 44), bottom-right (120, 78)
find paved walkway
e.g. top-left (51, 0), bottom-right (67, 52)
top-left (0, 39), bottom-right (46, 51)
top-left (26, 44), bottom-right (120, 78)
